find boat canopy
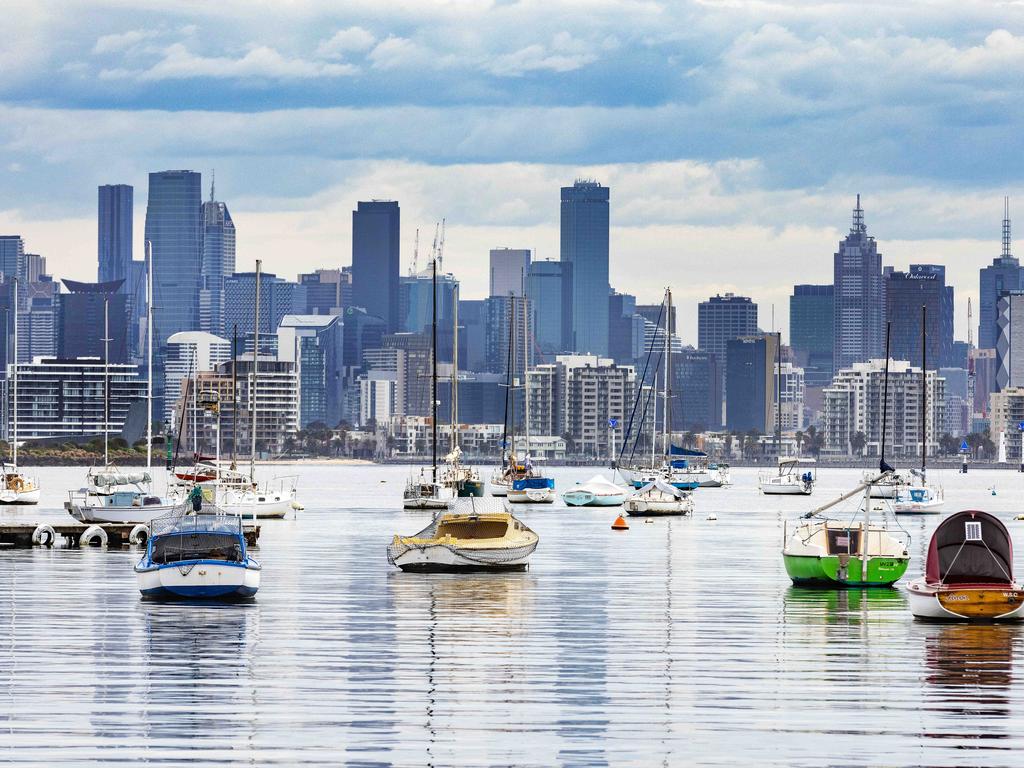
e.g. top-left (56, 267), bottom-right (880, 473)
top-left (578, 476), bottom-right (627, 495)
top-left (925, 510), bottom-right (1014, 585)
top-left (636, 478), bottom-right (686, 498)
top-left (90, 471), bottom-right (151, 486)
top-left (512, 477), bottom-right (555, 491)
top-left (779, 457), bottom-right (816, 466)
top-left (669, 445), bottom-right (706, 457)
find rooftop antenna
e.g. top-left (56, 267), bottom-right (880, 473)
top-left (852, 193), bottom-right (865, 234)
top-left (438, 218), bottom-right (446, 273)
top-left (1003, 196), bottom-right (1012, 258)
top-left (411, 227), bottom-right (419, 275)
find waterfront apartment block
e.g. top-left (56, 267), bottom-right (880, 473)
top-left (990, 387), bottom-right (1024, 463)
top-left (5, 357), bottom-right (146, 440)
top-left (822, 359), bottom-right (945, 458)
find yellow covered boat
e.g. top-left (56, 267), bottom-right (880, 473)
top-left (387, 498), bottom-right (539, 572)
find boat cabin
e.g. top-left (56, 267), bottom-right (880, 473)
top-left (925, 510), bottom-right (1013, 586)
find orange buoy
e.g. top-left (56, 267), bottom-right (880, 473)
top-left (611, 515), bottom-right (629, 530)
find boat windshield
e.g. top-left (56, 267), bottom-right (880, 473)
top-left (436, 519), bottom-right (509, 540)
top-left (151, 532), bottom-right (244, 565)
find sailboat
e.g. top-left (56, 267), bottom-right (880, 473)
top-left (404, 257), bottom-right (455, 510)
top-left (782, 322), bottom-right (911, 587)
top-left (388, 496), bottom-right (539, 572)
top-left (170, 260), bottom-right (299, 519)
top-left (490, 299), bottom-right (517, 497)
top-left (1, 278), bottom-right (40, 505)
top-left (438, 297), bottom-right (484, 498)
top-left (67, 252), bottom-right (177, 523)
top-left (507, 294), bottom-right (555, 504)
top-left (759, 332), bottom-right (816, 495)
top-left (894, 304), bottom-right (944, 515)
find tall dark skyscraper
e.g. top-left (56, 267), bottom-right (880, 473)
top-left (58, 279), bottom-right (130, 363)
top-left (561, 180), bottom-right (609, 355)
top-left (352, 200), bottom-right (400, 333)
top-left (0, 235), bottom-right (25, 284)
top-left (145, 170), bottom-right (202, 346)
top-left (199, 179), bottom-right (236, 337)
top-left (790, 284), bottom-right (834, 387)
top-left (698, 293), bottom-right (758, 367)
top-left (833, 195), bottom-right (884, 372)
top-left (97, 184), bottom-right (133, 289)
top-left (979, 198), bottom-right (1020, 350)
top-left (725, 334), bottom-right (778, 433)
top-left (144, 170), bottom-right (202, 414)
top-left (885, 266), bottom-right (949, 367)
top-left (526, 260), bottom-right (573, 363)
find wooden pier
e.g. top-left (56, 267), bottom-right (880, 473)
top-left (0, 523), bottom-right (261, 549)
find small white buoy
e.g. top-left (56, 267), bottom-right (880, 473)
top-left (1015, 514), bottom-right (1024, 521)
top-left (644, 518), bottom-right (654, 524)
top-left (706, 513), bottom-right (717, 521)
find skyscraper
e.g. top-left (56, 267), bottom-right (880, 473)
top-left (698, 293), bottom-right (758, 370)
top-left (833, 195), bottom-right (884, 372)
top-left (560, 180), bottom-right (609, 355)
top-left (996, 290), bottom-right (1024, 390)
top-left (790, 285), bottom-right (834, 387)
top-left (144, 170), bottom-right (202, 417)
top-left (98, 184), bottom-right (133, 288)
top-left (884, 266), bottom-right (949, 367)
top-left (352, 200), bottom-right (400, 332)
top-left (489, 248), bottom-right (531, 297)
top-left (199, 180), bottom-right (236, 337)
top-left (144, 171), bottom-right (202, 348)
top-left (725, 334), bottom-right (779, 433)
top-left (0, 235), bottom-right (25, 284)
top-left (58, 279), bottom-right (130, 363)
top-left (979, 198), bottom-right (1021, 350)
top-left (526, 260), bottom-right (573, 362)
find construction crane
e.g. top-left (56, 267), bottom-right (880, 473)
top-left (410, 228), bottom-right (419, 275)
top-left (437, 218), bottom-right (446, 273)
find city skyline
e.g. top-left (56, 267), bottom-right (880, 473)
top-left (3, 2), bottom-right (1024, 342)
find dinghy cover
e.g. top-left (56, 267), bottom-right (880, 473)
top-left (925, 510), bottom-right (1013, 585)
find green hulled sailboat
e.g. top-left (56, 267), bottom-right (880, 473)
top-left (782, 321), bottom-right (910, 588)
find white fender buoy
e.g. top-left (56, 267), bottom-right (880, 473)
top-left (32, 524), bottom-right (56, 547)
top-left (79, 525), bottom-right (108, 548)
top-left (291, 501), bottom-right (304, 511)
top-left (644, 518), bottom-right (654, 524)
top-left (706, 513), bottom-right (718, 521)
top-left (129, 524), bottom-right (149, 546)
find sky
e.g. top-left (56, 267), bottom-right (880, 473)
top-left (2, 0), bottom-right (1024, 345)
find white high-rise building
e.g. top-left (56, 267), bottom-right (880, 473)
top-left (774, 362), bottom-right (806, 431)
top-left (822, 359), bottom-right (945, 458)
top-left (164, 331), bottom-right (232, 425)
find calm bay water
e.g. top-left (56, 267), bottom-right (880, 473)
top-left (2, 464), bottom-right (1024, 766)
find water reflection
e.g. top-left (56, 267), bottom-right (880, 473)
top-left (783, 586), bottom-right (908, 626)
top-left (922, 623), bottom-right (1019, 719)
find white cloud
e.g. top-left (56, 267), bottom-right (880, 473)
top-left (316, 26), bottom-right (376, 59)
top-left (100, 43), bottom-right (358, 81)
top-left (368, 36), bottom-right (436, 70)
top-left (92, 29), bottom-right (158, 55)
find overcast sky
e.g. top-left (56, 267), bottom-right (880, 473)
top-left (2, 0), bottom-right (1023, 344)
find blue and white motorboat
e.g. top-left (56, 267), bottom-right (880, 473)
top-left (508, 475), bottom-right (556, 504)
top-left (134, 505), bottom-right (260, 600)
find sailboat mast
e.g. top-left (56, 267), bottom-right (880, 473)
top-left (431, 257), bottom-right (438, 484)
top-left (501, 295), bottom-right (513, 466)
top-left (663, 287), bottom-right (671, 456)
top-left (231, 324), bottom-right (238, 464)
top-left (509, 295), bottom-right (517, 460)
top-left (250, 259), bottom-right (261, 481)
top-left (103, 298), bottom-right (110, 466)
top-left (451, 280), bottom-right (459, 450)
top-left (776, 331), bottom-right (782, 455)
top-left (523, 295), bottom-right (531, 461)
top-left (146, 242), bottom-right (153, 471)
top-left (11, 277), bottom-right (17, 469)
top-left (921, 304), bottom-right (927, 479)
top-left (880, 322), bottom-right (891, 471)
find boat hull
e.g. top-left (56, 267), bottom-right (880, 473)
top-left (908, 579), bottom-right (1024, 620)
top-left (389, 542), bottom-right (536, 572)
top-left (0, 488), bottom-right (40, 504)
top-left (784, 553), bottom-right (909, 587)
top-left (562, 491), bottom-right (626, 507)
top-left (892, 500), bottom-right (944, 515)
top-left (457, 480), bottom-right (485, 498)
top-left (507, 488), bottom-right (556, 504)
top-left (65, 501), bottom-right (178, 524)
top-left (624, 500), bottom-right (692, 516)
top-left (136, 560), bottom-right (260, 600)
top-left (761, 483), bottom-right (812, 496)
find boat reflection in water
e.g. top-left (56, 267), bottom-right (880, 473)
top-left (922, 623), bottom-right (1019, 738)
